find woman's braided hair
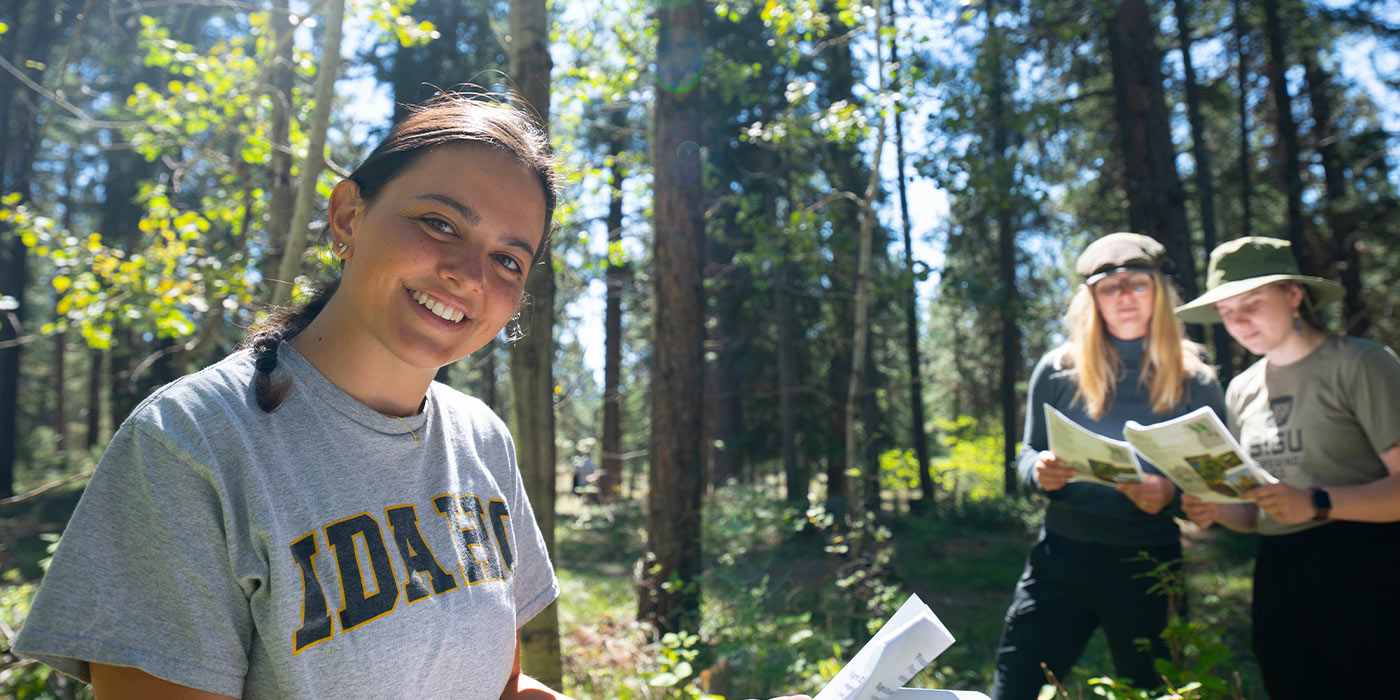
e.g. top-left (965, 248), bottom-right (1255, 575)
top-left (237, 91), bottom-right (559, 412)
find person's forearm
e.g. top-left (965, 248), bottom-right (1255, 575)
top-left (498, 673), bottom-right (572, 700)
top-left (1326, 473), bottom-right (1400, 523)
top-left (1213, 502), bottom-right (1259, 533)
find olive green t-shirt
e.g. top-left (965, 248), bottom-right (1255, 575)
top-left (1228, 334), bottom-right (1400, 536)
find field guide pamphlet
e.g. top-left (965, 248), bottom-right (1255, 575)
top-left (1122, 406), bottom-right (1277, 504)
top-left (1043, 405), bottom-right (1145, 486)
top-left (812, 594), bottom-right (989, 700)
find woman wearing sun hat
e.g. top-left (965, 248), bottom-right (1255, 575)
top-left (991, 233), bottom-right (1225, 700)
top-left (1177, 236), bottom-right (1400, 700)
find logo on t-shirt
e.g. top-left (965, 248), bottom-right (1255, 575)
top-left (1268, 397), bottom-right (1293, 427)
top-left (288, 494), bottom-right (517, 654)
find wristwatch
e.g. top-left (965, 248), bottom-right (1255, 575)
top-left (1310, 488), bottom-right (1332, 521)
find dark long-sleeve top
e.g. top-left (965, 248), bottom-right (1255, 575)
top-left (1017, 335), bottom-right (1227, 547)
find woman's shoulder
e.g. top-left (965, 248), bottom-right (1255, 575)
top-left (1328, 334), bottom-right (1399, 364)
top-left (121, 350), bottom-right (258, 434)
top-left (429, 381), bottom-right (511, 436)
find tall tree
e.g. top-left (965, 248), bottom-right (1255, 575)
top-left (640, 0), bottom-right (707, 636)
top-left (1235, 0), bottom-right (1254, 239)
top-left (1261, 0), bottom-right (1309, 272)
top-left (1302, 56), bottom-right (1367, 336)
top-left (599, 110), bottom-right (628, 502)
top-left (507, 0), bottom-right (561, 685)
top-left (987, 0), bottom-right (1022, 495)
top-left (888, 0), bottom-right (933, 510)
top-left (272, 0), bottom-right (345, 306)
top-left (1175, 0), bottom-right (1233, 380)
top-left (1106, 0), bottom-right (1199, 301)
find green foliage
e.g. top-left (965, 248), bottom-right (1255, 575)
top-left (930, 416), bottom-right (1008, 504)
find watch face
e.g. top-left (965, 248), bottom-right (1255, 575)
top-left (1312, 488), bottom-right (1332, 510)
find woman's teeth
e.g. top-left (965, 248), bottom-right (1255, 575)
top-left (412, 291), bottom-right (465, 322)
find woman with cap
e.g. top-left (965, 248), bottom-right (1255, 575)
top-left (1176, 236), bottom-right (1400, 700)
top-left (991, 233), bottom-right (1225, 700)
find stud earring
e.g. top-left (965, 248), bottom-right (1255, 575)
top-left (336, 241), bottom-right (349, 258)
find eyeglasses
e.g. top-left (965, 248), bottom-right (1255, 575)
top-left (1093, 275), bottom-right (1153, 298)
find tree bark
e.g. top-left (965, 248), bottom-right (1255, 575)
top-left (1235, 0), bottom-right (1253, 240)
top-left (1303, 57), bottom-right (1367, 337)
top-left (506, 0), bottom-right (561, 685)
top-left (844, 5), bottom-right (887, 520)
top-left (600, 117), bottom-right (626, 502)
top-left (987, 0), bottom-right (1022, 495)
top-left (1106, 0), bottom-right (1199, 301)
top-left (272, 0), bottom-right (344, 306)
top-left (640, 0), bottom-right (707, 636)
top-left (888, 0), bottom-right (933, 512)
top-left (1261, 0), bottom-right (1311, 273)
top-left (261, 0), bottom-right (296, 290)
top-left (1175, 0), bottom-right (1233, 382)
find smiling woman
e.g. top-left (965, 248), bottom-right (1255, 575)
top-left (10, 94), bottom-right (574, 700)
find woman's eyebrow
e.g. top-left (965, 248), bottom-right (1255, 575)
top-left (414, 193), bottom-right (481, 225)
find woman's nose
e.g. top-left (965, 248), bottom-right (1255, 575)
top-left (442, 248), bottom-right (486, 290)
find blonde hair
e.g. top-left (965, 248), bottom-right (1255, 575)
top-left (1053, 273), bottom-right (1214, 419)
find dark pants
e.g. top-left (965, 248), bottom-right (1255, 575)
top-left (990, 533), bottom-right (1180, 700)
top-left (1253, 521), bottom-right (1400, 700)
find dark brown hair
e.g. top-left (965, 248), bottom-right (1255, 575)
top-left (239, 92), bottom-right (560, 412)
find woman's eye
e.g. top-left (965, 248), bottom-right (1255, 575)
top-left (495, 253), bottom-right (522, 273)
top-left (421, 216), bottom-right (455, 236)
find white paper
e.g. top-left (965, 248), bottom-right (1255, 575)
top-left (887, 690), bottom-right (991, 700)
top-left (1044, 405), bottom-right (1145, 485)
top-left (1122, 406), bottom-right (1277, 504)
top-left (812, 594), bottom-right (958, 700)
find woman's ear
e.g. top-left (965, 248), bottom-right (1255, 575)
top-left (327, 179), bottom-right (363, 256)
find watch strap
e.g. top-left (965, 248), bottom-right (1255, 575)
top-left (1310, 488), bottom-right (1332, 521)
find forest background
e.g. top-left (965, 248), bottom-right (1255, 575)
top-left (0, 0), bottom-right (1397, 698)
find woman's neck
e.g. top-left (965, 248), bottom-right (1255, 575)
top-left (290, 301), bottom-right (435, 417)
top-left (1266, 324), bottom-right (1328, 367)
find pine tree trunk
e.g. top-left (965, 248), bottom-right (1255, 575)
top-left (506, 0), bottom-right (561, 685)
top-left (987, 0), bottom-right (1022, 496)
top-left (1175, 0), bottom-right (1233, 381)
top-left (86, 349), bottom-right (102, 449)
top-left (888, 0), bottom-right (933, 512)
top-left (272, 0), bottom-right (344, 306)
top-left (640, 0), bottom-right (707, 636)
top-left (600, 119), bottom-right (626, 501)
top-left (1235, 0), bottom-right (1253, 240)
top-left (1106, 0), bottom-right (1199, 300)
top-left (1303, 58), bottom-right (1367, 336)
top-left (1261, 0), bottom-right (1311, 273)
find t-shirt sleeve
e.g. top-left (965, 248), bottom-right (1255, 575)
top-left (498, 434), bottom-right (559, 630)
top-left (1345, 343), bottom-right (1400, 458)
top-left (13, 423), bottom-right (252, 697)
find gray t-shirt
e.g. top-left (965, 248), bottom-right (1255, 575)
top-left (15, 344), bottom-right (558, 698)
top-left (1228, 334), bottom-right (1400, 536)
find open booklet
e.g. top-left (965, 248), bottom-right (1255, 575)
top-left (1122, 405), bottom-right (1277, 504)
top-left (813, 594), bottom-right (989, 700)
top-left (1045, 405), bottom-right (1276, 504)
top-left (1045, 405), bottom-right (1145, 486)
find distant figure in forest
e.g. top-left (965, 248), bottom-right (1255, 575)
top-left (1177, 237), bottom-right (1400, 700)
top-left (10, 93), bottom-right (808, 700)
top-left (991, 233), bottom-right (1225, 699)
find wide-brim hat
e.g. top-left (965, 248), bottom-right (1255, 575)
top-left (1076, 232), bottom-right (1167, 284)
top-left (1175, 237), bottom-right (1344, 324)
